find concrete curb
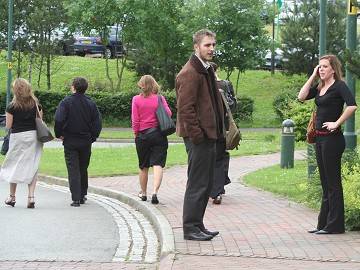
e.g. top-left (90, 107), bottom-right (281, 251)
top-left (38, 174), bottom-right (175, 260)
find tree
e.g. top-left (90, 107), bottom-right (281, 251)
top-left (65, 0), bottom-right (128, 91)
top-left (123, 0), bottom-right (188, 90)
top-left (213, 0), bottom-right (269, 91)
top-left (281, 0), bottom-right (346, 76)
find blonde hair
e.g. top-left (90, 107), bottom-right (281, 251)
top-left (11, 78), bottom-right (38, 110)
top-left (318, 54), bottom-right (343, 89)
top-left (137, 75), bottom-right (160, 97)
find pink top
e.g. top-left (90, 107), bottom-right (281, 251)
top-left (131, 94), bottom-right (172, 135)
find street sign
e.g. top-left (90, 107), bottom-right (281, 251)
top-left (348, 0), bottom-right (357, 15)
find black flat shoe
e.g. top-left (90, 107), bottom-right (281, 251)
top-left (202, 229), bottom-right (219, 237)
top-left (308, 229), bottom-right (319, 233)
top-left (151, 194), bottom-right (159, 204)
top-left (138, 192), bottom-right (147, 201)
top-left (71, 200), bottom-right (80, 207)
top-left (184, 231), bottom-right (213, 241)
top-left (315, 229), bottom-right (344, 235)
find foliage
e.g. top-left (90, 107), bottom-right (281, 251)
top-left (65, 0), bottom-right (128, 91)
top-left (0, 88), bottom-right (252, 125)
top-left (282, 100), bottom-right (314, 142)
top-left (344, 48), bottom-right (360, 79)
top-left (281, 0), bottom-right (346, 76)
top-left (272, 89), bottom-right (298, 120)
top-left (214, 0), bottom-right (269, 83)
top-left (123, 0), bottom-right (188, 89)
top-left (233, 97), bottom-right (254, 123)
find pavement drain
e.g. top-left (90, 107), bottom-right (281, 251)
top-left (39, 182), bottom-right (160, 263)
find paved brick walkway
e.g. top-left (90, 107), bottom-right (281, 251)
top-left (3, 151), bottom-right (360, 269)
top-left (89, 151), bottom-right (360, 269)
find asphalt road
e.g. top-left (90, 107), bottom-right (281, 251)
top-left (0, 181), bottom-right (119, 262)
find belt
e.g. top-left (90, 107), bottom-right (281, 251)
top-left (315, 129), bottom-right (341, 136)
top-left (139, 127), bottom-right (158, 135)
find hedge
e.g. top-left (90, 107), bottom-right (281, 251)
top-left (0, 90), bottom-right (254, 125)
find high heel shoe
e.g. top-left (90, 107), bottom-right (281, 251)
top-left (5, 195), bottom-right (16, 207)
top-left (27, 196), bottom-right (35, 209)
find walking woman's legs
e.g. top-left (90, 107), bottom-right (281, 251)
top-left (10, 183), bottom-right (17, 196)
top-left (153, 165), bottom-right (163, 194)
top-left (28, 174), bottom-right (37, 198)
top-left (139, 167), bottom-right (149, 195)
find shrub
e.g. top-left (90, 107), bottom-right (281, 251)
top-left (306, 149), bottom-right (360, 231)
top-left (282, 100), bottom-right (314, 142)
top-left (233, 96), bottom-right (254, 124)
top-left (0, 90), bottom-right (253, 126)
top-left (272, 90), bottom-right (297, 120)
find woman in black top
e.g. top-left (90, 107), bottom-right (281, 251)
top-left (0, 78), bottom-right (43, 208)
top-left (298, 55), bottom-right (357, 234)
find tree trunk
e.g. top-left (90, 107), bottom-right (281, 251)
top-left (46, 55), bottom-right (51, 90)
top-left (28, 52), bottom-right (34, 83)
top-left (37, 55), bottom-right (44, 88)
top-left (116, 55), bottom-right (127, 91)
top-left (105, 57), bottom-right (114, 91)
top-left (235, 70), bottom-right (241, 95)
top-left (16, 50), bottom-right (21, 78)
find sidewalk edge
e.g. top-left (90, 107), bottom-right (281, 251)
top-left (38, 174), bottom-right (175, 260)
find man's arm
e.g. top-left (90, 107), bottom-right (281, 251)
top-left (54, 100), bottom-right (67, 139)
top-left (176, 71), bottom-right (204, 144)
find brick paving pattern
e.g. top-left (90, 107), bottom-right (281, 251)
top-left (89, 152), bottom-right (360, 269)
top-left (2, 151), bottom-right (360, 269)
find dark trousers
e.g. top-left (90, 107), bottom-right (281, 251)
top-left (183, 138), bottom-right (216, 234)
top-left (210, 139), bottom-right (231, 198)
top-left (315, 133), bottom-right (345, 233)
top-left (64, 144), bottom-right (92, 201)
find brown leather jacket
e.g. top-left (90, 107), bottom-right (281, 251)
top-left (175, 54), bottom-right (224, 144)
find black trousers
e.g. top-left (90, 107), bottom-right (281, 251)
top-left (64, 144), bottom-right (92, 201)
top-left (183, 138), bottom-right (216, 234)
top-left (315, 133), bottom-right (345, 233)
top-left (210, 138), bottom-right (231, 198)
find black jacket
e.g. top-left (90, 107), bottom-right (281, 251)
top-left (54, 93), bottom-right (102, 147)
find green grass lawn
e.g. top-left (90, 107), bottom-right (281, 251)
top-left (243, 160), bottom-right (311, 205)
top-left (0, 130), bottom-right (306, 177)
top-left (2, 53), bottom-right (360, 129)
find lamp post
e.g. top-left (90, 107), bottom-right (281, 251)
top-left (6, 0), bottom-right (14, 107)
top-left (344, 0), bottom-right (357, 150)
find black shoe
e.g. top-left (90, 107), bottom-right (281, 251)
top-left (184, 231), bottom-right (213, 241)
top-left (213, 195), bottom-right (222, 204)
top-left (201, 229), bottom-right (219, 237)
top-left (71, 200), bottom-right (80, 207)
top-left (308, 229), bottom-right (319, 233)
top-left (80, 196), bottom-right (87, 204)
top-left (138, 192), bottom-right (147, 201)
top-left (315, 229), bottom-right (344, 235)
top-left (151, 194), bottom-right (159, 204)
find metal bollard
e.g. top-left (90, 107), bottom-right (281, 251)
top-left (280, 119), bottom-right (295, 168)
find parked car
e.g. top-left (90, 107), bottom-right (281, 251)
top-left (263, 48), bottom-right (286, 70)
top-left (73, 26), bottom-right (125, 58)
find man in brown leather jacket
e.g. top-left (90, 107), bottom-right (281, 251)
top-left (176, 29), bottom-right (225, 241)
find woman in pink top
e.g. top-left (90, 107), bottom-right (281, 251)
top-left (131, 75), bottom-right (172, 204)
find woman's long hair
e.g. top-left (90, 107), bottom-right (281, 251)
top-left (137, 75), bottom-right (160, 97)
top-left (11, 78), bottom-right (38, 110)
top-left (318, 54), bottom-right (343, 89)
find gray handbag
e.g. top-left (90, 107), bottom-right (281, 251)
top-left (156, 95), bottom-right (175, 136)
top-left (35, 104), bottom-right (54, 143)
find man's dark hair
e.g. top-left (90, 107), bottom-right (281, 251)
top-left (209, 62), bottom-right (218, 72)
top-left (193, 29), bottom-right (216, 45)
top-left (72, 77), bottom-right (88, 93)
